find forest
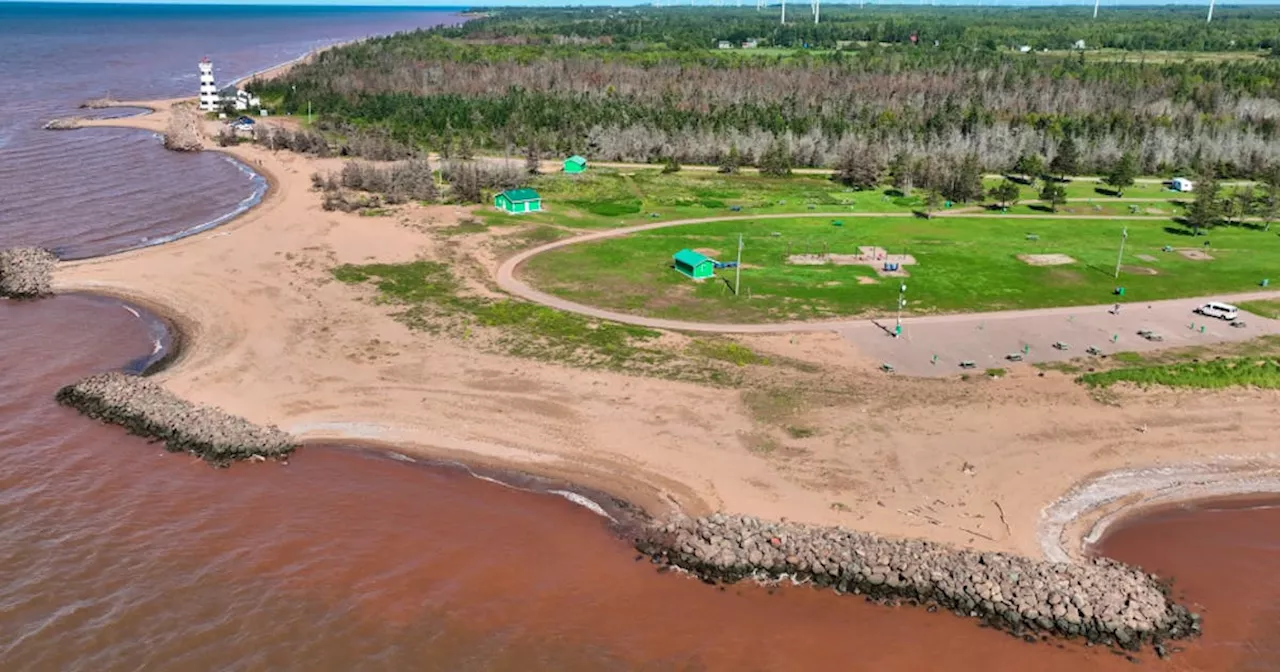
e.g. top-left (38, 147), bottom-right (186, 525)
top-left (257, 6), bottom-right (1280, 177)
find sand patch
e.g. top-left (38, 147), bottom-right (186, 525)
top-left (1017, 253), bottom-right (1076, 267)
top-left (1135, 254), bottom-right (1157, 262)
top-left (1119, 265), bottom-right (1159, 276)
top-left (787, 247), bottom-right (915, 277)
top-left (693, 248), bottom-right (722, 258)
top-left (1178, 249), bottom-right (1214, 261)
top-left (855, 277), bottom-right (879, 285)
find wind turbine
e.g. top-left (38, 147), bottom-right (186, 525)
top-left (1207, 0), bottom-right (1215, 23)
top-left (781, 0), bottom-right (786, 24)
top-left (812, 0), bottom-right (820, 24)
top-left (1093, 0), bottom-right (1100, 19)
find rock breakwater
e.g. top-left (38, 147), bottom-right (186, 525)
top-left (56, 372), bottom-right (296, 466)
top-left (0, 247), bottom-right (56, 298)
top-left (637, 514), bottom-right (1199, 651)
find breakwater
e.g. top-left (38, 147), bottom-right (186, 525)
top-left (56, 371), bottom-right (295, 466)
top-left (637, 514), bottom-right (1199, 652)
top-left (0, 247), bottom-right (56, 298)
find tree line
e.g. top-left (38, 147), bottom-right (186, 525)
top-left (253, 7), bottom-right (1280, 178)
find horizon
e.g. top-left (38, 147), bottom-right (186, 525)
top-left (3, 0), bottom-right (1278, 8)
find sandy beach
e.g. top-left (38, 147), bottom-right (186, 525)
top-left (52, 101), bottom-right (1280, 563)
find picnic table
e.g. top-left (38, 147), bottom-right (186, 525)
top-left (1086, 346), bottom-right (1103, 356)
top-left (880, 363), bottom-right (895, 373)
top-left (1052, 341), bottom-right (1070, 351)
top-left (1005, 353), bottom-right (1024, 362)
top-left (959, 360), bottom-right (976, 369)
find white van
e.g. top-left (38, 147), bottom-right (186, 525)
top-left (1195, 302), bottom-right (1238, 320)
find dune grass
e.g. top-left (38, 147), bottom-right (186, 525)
top-left (1079, 357), bottom-right (1280, 389)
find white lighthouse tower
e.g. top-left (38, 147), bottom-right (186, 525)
top-left (198, 58), bottom-right (219, 111)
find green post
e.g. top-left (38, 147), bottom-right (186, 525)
top-left (1112, 334), bottom-right (1119, 343)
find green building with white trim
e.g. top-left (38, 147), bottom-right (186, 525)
top-left (495, 188), bottom-right (543, 214)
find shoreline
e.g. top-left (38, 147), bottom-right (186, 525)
top-left (46, 90), bottom-right (1280, 572)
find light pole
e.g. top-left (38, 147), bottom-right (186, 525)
top-left (734, 233), bottom-right (744, 296)
top-left (1113, 227), bottom-right (1128, 279)
top-left (895, 281), bottom-right (906, 337)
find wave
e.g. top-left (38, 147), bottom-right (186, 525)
top-left (111, 151), bottom-right (267, 255)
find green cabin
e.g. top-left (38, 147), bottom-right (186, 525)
top-left (673, 249), bottom-right (715, 280)
top-left (563, 155), bottom-right (588, 174)
top-left (495, 188), bottom-right (542, 214)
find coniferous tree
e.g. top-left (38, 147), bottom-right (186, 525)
top-left (525, 142), bottom-right (541, 175)
top-left (1012, 153), bottom-right (1045, 182)
top-left (719, 144), bottom-right (742, 174)
top-left (1039, 180), bottom-right (1067, 212)
top-left (1185, 170), bottom-right (1222, 234)
top-left (1050, 136), bottom-right (1080, 179)
top-left (759, 138), bottom-right (792, 177)
top-left (1104, 151), bottom-right (1138, 196)
top-left (888, 152), bottom-right (913, 195)
top-left (1260, 163), bottom-right (1280, 231)
top-left (832, 145), bottom-right (882, 190)
top-left (988, 179), bottom-right (1021, 208)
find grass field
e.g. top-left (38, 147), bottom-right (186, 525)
top-left (477, 169), bottom-right (1193, 234)
top-left (522, 214), bottom-right (1280, 323)
top-left (1240, 298), bottom-right (1280, 319)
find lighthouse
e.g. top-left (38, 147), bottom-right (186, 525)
top-left (198, 58), bottom-right (219, 111)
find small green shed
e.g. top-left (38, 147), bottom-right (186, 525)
top-left (563, 155), bottom-right (588, 174)
top-left (673, 249), bottom-right (715, 280)
top-left (495, 188), bottom-right (542, 214)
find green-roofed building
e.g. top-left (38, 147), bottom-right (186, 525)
top-left (673, 249), bottom-right (715, 280)
top-left (495, 188), bottom-right (543, 214)
top-left (563, 155), bottom-right (588, 174)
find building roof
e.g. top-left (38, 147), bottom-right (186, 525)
top-left (673, 249), bottom-right (712, 267)
top-left (501, 188), bottom-right (541, 202)
top-left (565, 155), bottom-right (587, 167)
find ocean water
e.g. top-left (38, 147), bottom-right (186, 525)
top-left (0, 2), bottom-right (462, 258)
top-left (1, 4), bottom-right (1278, 670)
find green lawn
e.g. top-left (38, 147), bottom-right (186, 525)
top-left (1240, 298), bottom-right (1280, 319)
top-left (478, 170), bottom-right (922, 230)
top-left (522, 214), bottom-right (1280, 323)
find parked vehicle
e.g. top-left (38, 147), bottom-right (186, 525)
top-left (1195, 302), bottom-right (1239, 320)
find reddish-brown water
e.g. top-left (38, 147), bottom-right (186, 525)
top-left (3, 295), bottom-right (1279, 670)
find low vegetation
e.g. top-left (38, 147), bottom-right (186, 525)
top-left (331, 260), bottom-right (772, 384)
top-left (1080, 357), bottom-right (1280, 390)
top-left (1239, 298), bottom-right (1280, 320)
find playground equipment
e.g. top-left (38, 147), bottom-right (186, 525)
top-left (1138, 330), bottom-right (1164, 342)
top-left (883, 262), bottom-right (901, 272)
top-left (1086, 346), bottom-right (1103, 356)
top-left (1052, 341), bottom-right (1070, 351)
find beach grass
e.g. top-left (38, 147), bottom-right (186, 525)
top-left (1079, 357), bottom-right (1280, 389)
top-left (332, 260), bottom-right (742, 383)
top-left (521, 212), bottom-right (1280, 324)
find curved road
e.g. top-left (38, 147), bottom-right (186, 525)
top-left (495, 211), bottom-right (1280, 334)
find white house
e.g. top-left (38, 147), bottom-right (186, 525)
top-left (1018, 45), bottom-right (1032, 53)
top-left (742, 39), bottom-right (759, 49)
top-left (717, 40), bottom-right (733, 50)
top-left (218, 86), bottom-right (262, 112)
top-left (198, 58), bottom-right (219, 111)
top-left (1073, 39), bottom-right (1087, 50)
top-left (1172, 177), bottom-right (1194, 193)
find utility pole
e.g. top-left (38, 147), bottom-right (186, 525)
top-left (307, 100), bottom-right (312, 125)
top-left (1113, 227), bottom-right (1128, 279)
top-left (734, 233), bottom-right (744, 296)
